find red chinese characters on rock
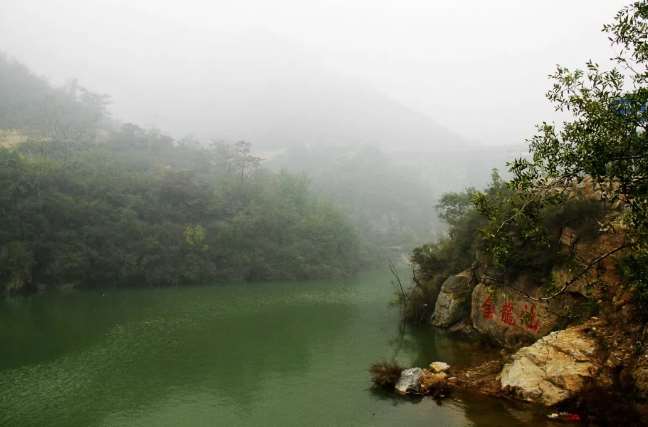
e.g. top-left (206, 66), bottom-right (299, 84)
top-left (481, 295), bottom-right (496, 320)
top-left (500, 300), bottom-right (515, 326)
top-left (520, 303), bottom-right (541, 332)
top-left (481, 294), bottom-right (541, 332)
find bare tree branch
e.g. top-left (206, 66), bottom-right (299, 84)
top-left (388, 259), bottom-right (407, 302)
top-left (506, 243), bottom-right (629, 302)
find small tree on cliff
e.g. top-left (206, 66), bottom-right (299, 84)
top-left (503, 1), bottom-right (648, 302)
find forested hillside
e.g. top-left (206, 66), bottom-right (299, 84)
top-left (270, 143), bottom-right (516, 254)
top-left (0, 55), bottom-right (363, 294)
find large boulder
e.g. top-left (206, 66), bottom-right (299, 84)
top-left (395, 367), bottom-right (423, 395)
top-left (431, 271), bottom-right (473, 327)
top-left (470, 282), bottom-right (571, 348)
top-left (500, 325), bottom-right (600, 406)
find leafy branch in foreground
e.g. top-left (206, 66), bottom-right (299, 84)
top-left (507, 1), bottom-right (648, 303)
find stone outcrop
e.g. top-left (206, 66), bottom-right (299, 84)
top-left (500, 324), bottom-right (600, 406)
top-left (395, 367), bottom-right (423, 395)
top-left (429, 361), bottom-right (450, 373)
top-left (431, 271), bottom-right (473, 327)
top-left (470, 282), bottom-right (572, 348)
top-left (551, 227), bottom-right (626, 300)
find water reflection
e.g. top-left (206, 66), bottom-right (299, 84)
top-left (381, 314), bottom-right (561, 427)
top-left (0, 284), bottom-right (355, 426)
top-left (386, 318), bottom-right (500, 369)
top-left (0, 272), bottom-right (556, 427)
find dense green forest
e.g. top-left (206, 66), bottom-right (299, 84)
top-left (0, 55), bottom-right (365, 295)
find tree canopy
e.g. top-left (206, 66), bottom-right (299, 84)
top-left (0, 56), bottom-right (364, 295)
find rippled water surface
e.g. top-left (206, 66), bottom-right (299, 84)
top-left (0, 271), bottom-right (551, 426)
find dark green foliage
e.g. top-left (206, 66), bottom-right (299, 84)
top-left (0, 241), bottom-right (34, 294)
top-left (472, 175), bottom-right (608, 281)
top-left (369, 360), bottom-right (403, 389)
top-left (618, 252), bottom-right (648, 317)
top-left (411, 184), bottom-right (487, 282)
top-left (436, 188), bottom-right (477, 227)
top-left (404, 182), bottom-right (487, 323)
top-left (473, 171), bottom-right (552, 275)
top-left (0, 133), bottom-right (362, 294)
top-left (405, 169), bottom-right (609, 323)
top-left (0, 56), bottom-right (363, 294)
top-left (400, 274), bottom-right (445, 324)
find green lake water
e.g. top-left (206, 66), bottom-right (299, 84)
top-left (0, 271), bottom-right (553, 426)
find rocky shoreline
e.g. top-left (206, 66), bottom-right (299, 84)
top-left (378, 226), bottom-right (648, 425)
top-left (383, 318), bottom-right (645, 423)
top-left (384, 309), bottom-right (648, 424)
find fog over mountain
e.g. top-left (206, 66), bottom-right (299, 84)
top-left (0, 0), bottom-right (626, 150)
top-left (90, 33), bottom-right (467, 151)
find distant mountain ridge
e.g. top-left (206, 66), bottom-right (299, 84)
top-left (184, 65), bottom-right (468, 151)
top-left (105, 33), bottom-right (468, 152)
top-left (2, 29), bottom-right (467, 152)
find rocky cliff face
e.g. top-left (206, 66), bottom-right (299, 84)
top-left (429, 225), bottom-right (626, 349)
top-left (422, 225), bottom-right (648, 421)
top-left (470, 282), bottom-right (578, 348)
top-left (428, 271), bottom-right (578, 349)
top-left (395, 176), bottom-right (648, 421)
top-left (431, 271), bottom-right (473, 328)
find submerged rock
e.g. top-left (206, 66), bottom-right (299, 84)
top-left (500, 325), bottom-right (600, 406)
top-left (395, 367), bottom-right (423, 395)
top-left (431, 271), bottom-right (473, 327)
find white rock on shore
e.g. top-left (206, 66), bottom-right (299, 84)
top-left (500, 325), bottom-right (600, 406)
top-left (395, 367), bottom-right (423, 395)
top-left (429, 361), bottom-right (450, 373)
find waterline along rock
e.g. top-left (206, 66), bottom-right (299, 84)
top-left (431, 271), bottom-right (473, 328)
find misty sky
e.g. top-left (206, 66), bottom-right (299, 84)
top-left (0, 0), bottom-right (628, 147)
